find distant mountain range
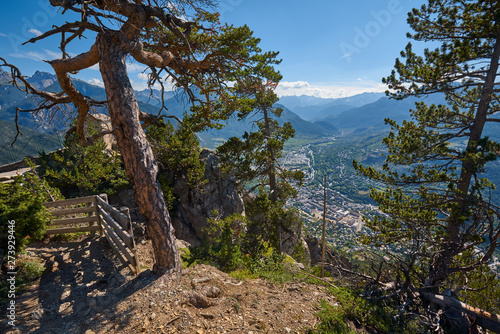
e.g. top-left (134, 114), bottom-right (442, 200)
top-left (0, 70), bottom-right (464, 164)
top-left (279, 92), bottom-right (452, 134)
top-left (26, 70), bottom-right (57, 90)
top-left (278, 92), bottom-right (385, 121)
top-left (317, 94), bottom-right (447, 132)
top-left (0, 119), bottom-right (62, 165)
top-left (0, 72), bottom-right (340, 159)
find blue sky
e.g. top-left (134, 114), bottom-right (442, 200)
top-left (0, 0), bottom-right (426, 98)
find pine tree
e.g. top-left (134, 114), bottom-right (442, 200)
top-left (354, 0), bottom-right (500, 330)
top-left (39, 125), bottom-right (129, 198)
top-left (217, 84), bottom-right (304, 251)
top-left (218, 86), bottom-right (304, 202)
top-left (1, 0), bottom-right (282, 273)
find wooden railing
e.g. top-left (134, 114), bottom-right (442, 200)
top-left (43, 194), bottom-right (141, 274)
top-left (96, 195), bottom-right (140, 274)
top-left (43, 196), bottom-right (100, 235)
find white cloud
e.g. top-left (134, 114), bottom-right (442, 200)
top-left (279, 81), bottom-right (310, 89)
top-left (137, 72), bottom-right (149, 81)
top-left (88, 78), bottom-right (104, 87)
top-left (9, 51), bottom-right (46, 61)
top-left (9, 49), bottom-right (61, 62)
top-left (0, 33), bottom-right (6, 37)
top-left (28, 28), bottom-right (42, 37)
top-left (275, 81), bottom-right (387, 99)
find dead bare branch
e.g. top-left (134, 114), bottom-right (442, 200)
top-left (419, 291), bottom-right (500, 333)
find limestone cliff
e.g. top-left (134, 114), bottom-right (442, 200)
top-left (111, 149), bottom-right (245, 245)
top-left (111, 149), bottom-right (312, 263)
top-left (168, 149), bottom-right (245, 245)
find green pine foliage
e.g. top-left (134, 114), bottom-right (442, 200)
top-left (353, 0), bottom-right (500, 328)
top-left (216, 82), bottom-right (304, 253)
top-left (146, 120), bottom-right (206, 188)
top-left (183, 213), bottom-right (248, 272)
top-left (0, 162), bottom-right (63, 254)
top-left (216, 89), bottom-right (304, 203)
top-left (143, 10), bottom-right (283, 133)
top-left (183, 209), bottom-right (297, 276)
top-left (244, 191), bottom-right (303, 252)
top-left (38, 128), bottom-right (129, 198)
top-left (146, 120), bottom-right (207, 213)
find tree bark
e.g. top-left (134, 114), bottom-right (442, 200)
top-left (263, 107), bottom-right (277, 203)
top-left (420, 291), bottom-right (500, 333)
top-left (97, 31), bottom-right (180, 273)
top-left (429, 32), bottom-right (500, 287)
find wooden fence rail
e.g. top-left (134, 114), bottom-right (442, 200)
top-left (43, 194), bottom-right (141, 274)
top-left (43, 196), bottom-right (100, 235)
top-left (96, 195), bottom-right (140, 274)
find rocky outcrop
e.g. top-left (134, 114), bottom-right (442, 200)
top-left (280, 213), bottom-right (311, 265)
top-left (306, 237), bottom-right (352, 274)
top-left (86, 113), bottom-right (115, 151)
top-left (110, 149), bottom-right (244, 245)
top-left (169, 149), bottom-right (244, 245)
top-left (110, 148), bottom-right (312, 264)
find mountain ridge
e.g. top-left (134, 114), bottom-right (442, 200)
top-left (0, 71), bottom-right (336, 159)
top-left (279, 92), bottom-right (385, 121)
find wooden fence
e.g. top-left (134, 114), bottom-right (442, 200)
top-left (43, 196), bottom-right (100, 235)
top-left (96, 195), bottom-right (140, 274)
top-left (43, 195), bottom-right (141, 274)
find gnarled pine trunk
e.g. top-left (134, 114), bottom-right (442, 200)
top-left (97, 31), bottom-right (180, 273)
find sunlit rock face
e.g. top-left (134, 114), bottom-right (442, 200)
top-left (168, 149), bottom-right (245, 245)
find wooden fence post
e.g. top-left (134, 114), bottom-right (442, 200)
top-left (120, 207), bottom-right (141, 274)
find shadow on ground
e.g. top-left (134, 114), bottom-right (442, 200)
top-left (1, 234), bottom-right (161, 334)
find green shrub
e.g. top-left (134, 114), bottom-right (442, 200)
top-left (183, 213), bottom-right (247, 272)
top-left (0, 252), bottom-right (45, 302)
top-left (16, 254), bottom-right (45, 281)
top-left (292, 240), bottom-right (307, 265)
top-left (309, 299), bottom-right (357, 334)
top-left (158, 174), bottom-right (176, 211)
top-left (0, 166), bottom-right (63, 254)
top-left (38, 126), bottom-right (129, 198)
top-left (146, 120), bottom-right (206, 188)
top-left (245, 191), bottom-right (304, 263)
top-left (309, 287), bottom-right (414, 334)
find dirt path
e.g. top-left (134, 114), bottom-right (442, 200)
top-left (2, 236), bottom-right (337, 334)
top-left (1, 235), bottom-right (136, 333)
